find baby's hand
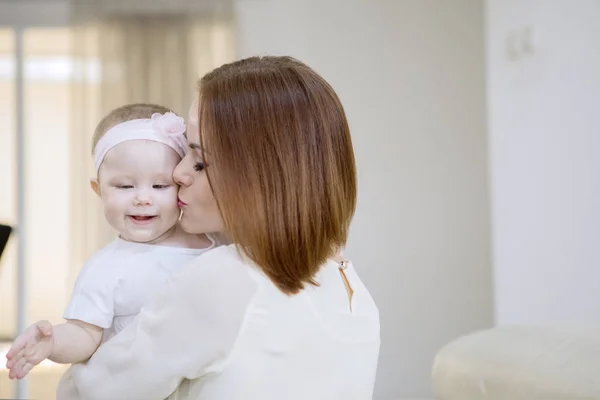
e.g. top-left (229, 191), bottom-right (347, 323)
top-left (5, 320), bottom-right (54, 379)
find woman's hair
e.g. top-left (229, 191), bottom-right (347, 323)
top-left (197, 56), bottom-right (357, 295)
top-left (91, 103), bottom-right (172, 154)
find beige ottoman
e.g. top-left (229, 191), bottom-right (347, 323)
top-left (432, 326), bottom-right (600, 400)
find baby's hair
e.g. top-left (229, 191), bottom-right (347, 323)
top-left (91, 103), bottom-right (173, 154)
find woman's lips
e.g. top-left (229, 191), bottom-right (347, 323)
top-left (177, 197), bottom-right (187, 208)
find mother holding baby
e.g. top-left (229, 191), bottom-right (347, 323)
top-left (66, 56), bottom-right (380, 399)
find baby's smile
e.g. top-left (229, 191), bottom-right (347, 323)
top-left (128, 215), bottom-right (158, 225)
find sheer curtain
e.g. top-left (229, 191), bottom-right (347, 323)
top-left (68, 1), bottom-right (235, 287)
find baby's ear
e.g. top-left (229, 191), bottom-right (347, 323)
top-left (90, 178), bottom-right (101, 197)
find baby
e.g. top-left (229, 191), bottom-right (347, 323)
top-left (5, 103), bottom-right (215, 379)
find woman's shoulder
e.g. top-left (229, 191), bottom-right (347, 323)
top-left (186, 244), bottom-right (244, 271)
top-left (170, 244), bottom-right (258, 301)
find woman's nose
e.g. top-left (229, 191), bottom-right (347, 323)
top-left (173, 160), bottom-right (192, 187)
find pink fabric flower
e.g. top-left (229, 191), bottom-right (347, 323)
top-left (151, 112), bottom-right (186, 137)
top-left (151, 112), bottom-right (187, 154)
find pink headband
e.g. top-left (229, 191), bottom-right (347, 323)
top-left (94, 112), bottom-right (187, 174)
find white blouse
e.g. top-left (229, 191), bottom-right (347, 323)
top-left (58, 245), bottom-right (380, 400)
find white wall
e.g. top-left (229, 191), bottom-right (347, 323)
top-left (487, 0), bottom-right (600, 326)
top-left (235, 1), bottom-right (493, 398)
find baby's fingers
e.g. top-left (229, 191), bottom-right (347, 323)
top-left (5, 347), bottom-right (25, 369)
top-left (8, 356), bottom-right (27, 379)
top-left (5, 336), bottom-right (28, 360)
top-left (16, 362), bottom-right (34, 379)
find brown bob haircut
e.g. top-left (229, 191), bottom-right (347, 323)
top-left (197, 56), bottom-right (357, 295)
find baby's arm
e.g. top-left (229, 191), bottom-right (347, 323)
top-left (50, 319), bottom-right (103, 363)
top-left (6, 249), bottom-right (117, 380)
top-left (5, 319), bottom-right (103, 379)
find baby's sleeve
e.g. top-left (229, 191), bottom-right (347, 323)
top-left (63, 254), bottom-right (118, 329)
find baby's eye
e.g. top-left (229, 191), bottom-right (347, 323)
top-left (153, 184), bottom-right (170, 189)
top-left (194, 162), bottom-right (205, 172)
top-left (116, 185), bottom-right (133, 189)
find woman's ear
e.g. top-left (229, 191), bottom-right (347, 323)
top-left (90, 178), bottom-right (101, 197)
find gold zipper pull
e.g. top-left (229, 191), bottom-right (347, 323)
top-left (338, 260), bottom-right (354, 312)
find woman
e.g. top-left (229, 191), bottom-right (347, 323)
top-left (61, 56), bottom-right (380, 400)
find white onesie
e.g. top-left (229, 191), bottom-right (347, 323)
top-left (63, 236), bottom-right (216, 342)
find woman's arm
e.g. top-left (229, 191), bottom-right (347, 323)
top-left (62, 246), bottom-right (257, 400)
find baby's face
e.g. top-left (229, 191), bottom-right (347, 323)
top-left (96, 140), bottom-right (181, 243)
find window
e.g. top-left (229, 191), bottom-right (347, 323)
top-left (0, 28), bottom-right (16, 341)
top-left (23, 28), bottom-right (71, 327)
top-left (0, 15), bottom-right (234, 398)
top-left (0, 27), bottom-right (72, 400)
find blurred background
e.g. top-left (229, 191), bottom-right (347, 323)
top-left (0, 0), bottom-right (598, 399)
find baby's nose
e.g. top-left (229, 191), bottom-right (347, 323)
top-left (132, 191), bottom-right (152, 206)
